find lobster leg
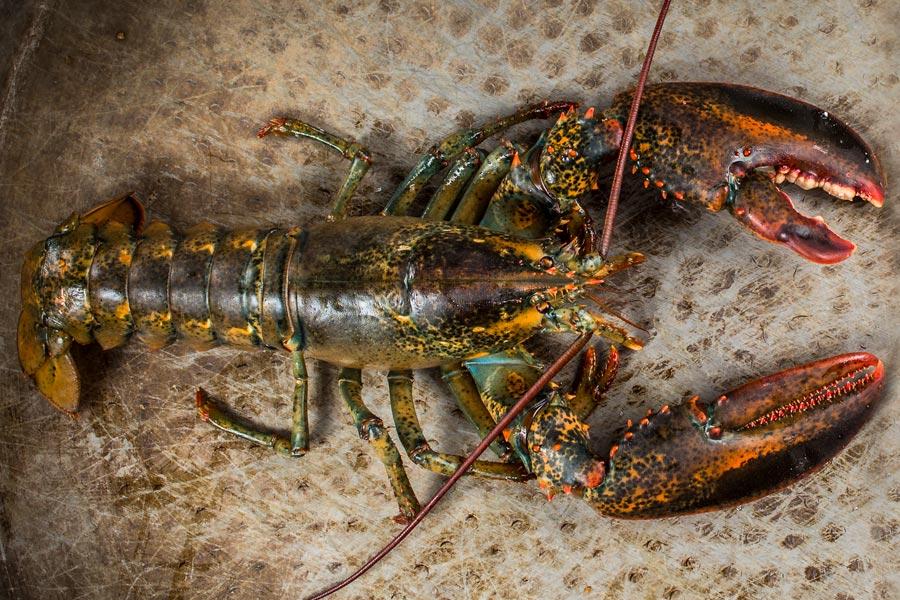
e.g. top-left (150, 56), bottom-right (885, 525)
top-left (192, 348), bottom-right (311, 456)
top-left (387, 371), bottom-right (529, 480)
top-left (421, 148), bottom-right (484, 221)
top-left (440, 364), bottom-right (515, 461)
top-left (290, 349), bottom-right (310, 455)
top-left (257, 118), bottom-right (371, 219)
top-left (449, 143), bottom-right (522, 225)
top-left (195, 389), bottom-right (296, 456)
top-left (382, 101), bottom-right (574, 217)
top-left (338, 368), bottom-right (421, 521)
top-left (421, 143), bottom-right (520, 224)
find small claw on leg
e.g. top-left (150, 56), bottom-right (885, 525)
top-left (528, 393), bottom-right (607, 498)
top-left (256, 118), bottom-right (287, 138)
top-left (392, 513), bottom-right (413, 525)
top-left (195, 388), bottom-right (211, 421)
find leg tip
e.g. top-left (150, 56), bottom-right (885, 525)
top-left (257, 118), bottom-right (286, 138)
top-left (195, 388), bottom-right (210, 421)
top-left (392, 513), bottom-right (413, 525)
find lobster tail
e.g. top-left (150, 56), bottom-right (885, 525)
top-left (19, 193), bottom-right (302, 415)
top-left (17, 194), bottom-right (145, 415)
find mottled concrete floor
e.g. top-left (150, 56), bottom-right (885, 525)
top-left (1, 1), bottom-right (898, 599)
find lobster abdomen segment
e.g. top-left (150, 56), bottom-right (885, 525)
top-left (208, 229), bottom-right (272, 347)
top-left (128, 221), bottom-right (178, 349)
top-left (169, 222), bottom-right (219, 346)
top-left (87, 221), bottom-right (136, 350)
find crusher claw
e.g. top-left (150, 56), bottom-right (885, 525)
top-left (599, 83), bottom-right (886, 263)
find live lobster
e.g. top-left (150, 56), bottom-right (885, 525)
top-left (16, 11), bottom-right (889, 600)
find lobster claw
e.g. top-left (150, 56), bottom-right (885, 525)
top-left (584, 352), bottom-right (884, 517)
top-left (611, 83), bottom-right (886, 263)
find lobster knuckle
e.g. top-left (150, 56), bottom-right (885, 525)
top-left (529, 399), bottom-right (605, 493)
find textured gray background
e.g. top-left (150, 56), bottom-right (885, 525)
top-left (1, 1), bottom-right (897, 599)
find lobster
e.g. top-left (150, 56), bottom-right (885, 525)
top-left (13, 2), bottom-right (890, 597)
top-left (19, 78), bottom-right (885, 525)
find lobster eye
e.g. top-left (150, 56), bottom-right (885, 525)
top-left (539, 256), bottom-right (555, 269)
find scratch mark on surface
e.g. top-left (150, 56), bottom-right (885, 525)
top-left (0, 1), bottom-right (55, 152)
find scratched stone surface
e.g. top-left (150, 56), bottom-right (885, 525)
top-left (0, 1), bottom-right (897, 599)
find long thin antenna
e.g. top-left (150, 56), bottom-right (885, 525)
top-left (599, 0), bottom-right (672, 258)
top-left (306, 333), bottom-right (593, 600)
top-left (586, 292), bottom-right (649, 334)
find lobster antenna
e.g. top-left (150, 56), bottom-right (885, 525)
top-left (586, 292), bottom-right (649, 334)
top-left (305, 333), bottom-right (594, 600)
top-left (599, 0), bottom-right (672, 258)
